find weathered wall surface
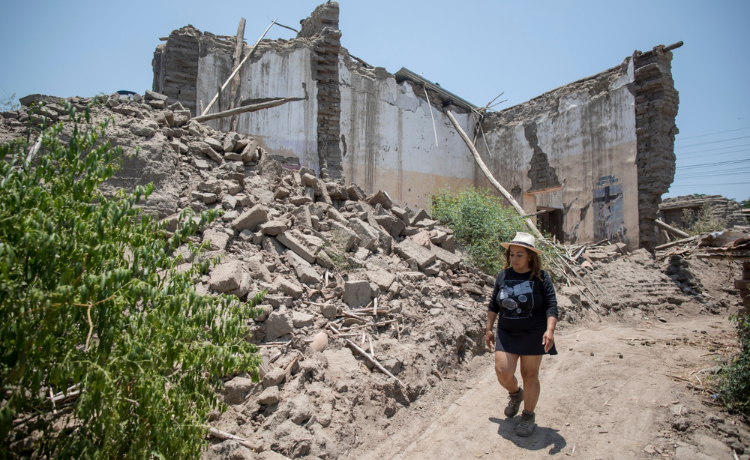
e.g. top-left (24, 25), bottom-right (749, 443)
top-left (660, 194), bottom-right (748, 229)
top-left (153, 26), bottom-right (202, 116)
top-left (480, 59), bottom-right (640, 247)
top-left (339, 58), bottom-right (476, 210)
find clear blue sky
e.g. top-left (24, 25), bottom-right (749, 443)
top-left (1, 0), bottom-right (748, 202)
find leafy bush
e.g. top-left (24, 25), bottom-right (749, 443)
top-left (430, 188), bottom-right (528, 275)
top-left (714, 314), bottom-right (750, 414)
top-left (0, 102), bottom-right (262, 458)
top-left (681, 203), bottom-right (727, 235)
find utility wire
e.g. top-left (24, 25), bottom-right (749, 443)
top-left (677, 142), bottom-right (750, 155)
top-left (678, 146), bottom-right (750, 159)
top-left (675, 170), bottom-right (750, 180)
top-left (676, 127), bottom-right (750, 142)
top-left (675, 135), bottom-right (750, 149)
top-left (677, 158), bottom-right (750, 170)
top-left (675, 127), bottom-right (750, 142)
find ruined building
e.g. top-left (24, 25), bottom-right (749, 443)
top-left (659, 194), bottom-right (748, 230)
top-left (152, 2), bottom-right (680, 251)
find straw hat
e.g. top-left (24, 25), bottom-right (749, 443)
top-left (500, 232), bottom-right (543, 254)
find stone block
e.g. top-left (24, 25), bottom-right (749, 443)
top-left (274, 276), bottom-right (304, 299)
top-left (276, 229), bottom-right (324, 264)
top-left (223, 132), bottom-right (239, 153)
top-left (441, 234), bottom-right (456, 253)
top-left (343, 280), bottom-right (372, 308)
top-left (209, 260), bottom-right (243, 293)
top-left (348, 218), bottom-right (378, 250)
top-left (202, 229), bottom-right (231, 251)
top-left (365, 190), bottom-right (392, 209)
top-left (222, 195), bottom-right (237, 210)
top-left (292, 311), bottom-right (314, 328)
top-left (395, 238), bottom-right (436, 269)
top-left (286, 250), bottom-right (323, 284)
top-left (257, 385), bottom-right (280, 405)
top-left (431, 244), bottom-right (461, 269)
top-left (204, 136), bottom-right (223, 152)
top-left (260, 220), bottom-right (287, 236)
top-left (367, 269), bottom-right (395, 291)
top-left (231, 204), bottom-right (269, 232)
top-left (347, 183), bottom-right (366, 201)
top-left (265, 310), bottom-right (293, 341)
top-left (330, 221), bottom-right (358, 251)
top-left (410, 209), bottom-right (430, 226)
top-left (247, 255), bottom-right (273, 283)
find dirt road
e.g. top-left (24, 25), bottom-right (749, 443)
top-left (350, 315), bottom-right (739, 460)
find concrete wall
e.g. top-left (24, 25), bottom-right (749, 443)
top-left (480, 59), bottom-right (639, 247)
top-left (196, 43), bottom-right (320, 171)
top-left (339, 61), bottom-right (476, 209)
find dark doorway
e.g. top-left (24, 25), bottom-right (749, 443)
top-left (537, 208), bottom-right (564, 242)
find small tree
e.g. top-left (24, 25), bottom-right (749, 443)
top-left (681, 203), bottom-right (727, 235)
top-left (0, 102), bottom-right (262, 458)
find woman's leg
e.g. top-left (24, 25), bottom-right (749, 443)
top-left (519, 355), bottom-right (543, 412)
top-left (494, 351), bottom-right (520, 392)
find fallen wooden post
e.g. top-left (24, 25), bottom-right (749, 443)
top-left (209, 427), bottom-right (257, 450)
top-left (201, 19), bottom-right (277, 116)
top-left (446, 110), bottom-right (543, 239)
top-left (329, 325), bottom-right (407, 389)
top-left (655, 219), bottom-right (690, 239)
top-left (655, 235), bottom-right (698, 251)
top-left (193, 94), bottom-right (306, 123)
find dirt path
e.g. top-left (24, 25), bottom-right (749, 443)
top-left (349, 315), bottom-right (738, 460)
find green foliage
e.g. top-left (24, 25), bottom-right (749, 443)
top-left (430, 188), bottom-right (527, 275)
top-left (714, 314), bottom-right (750, 414)
top-left (0, 103), bottom-right (262, 458)
top-left (681, 203), bottom-right (727, 235)
top-left (0, 92), bottom-right (19, 111)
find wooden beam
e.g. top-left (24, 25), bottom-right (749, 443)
top-left (445, 110), bottom-right (544, 239)
top-left (201, 19), bottom-right (277, 116)
top-left (192, 94), bottom-right (306, 123)
top-left (655, 219), bottom-right (690, 239)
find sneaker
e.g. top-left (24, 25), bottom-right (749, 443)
top-left (504, 388), bottom-right (524, 418)
top-left (515, 410), bottom-right (536, 437)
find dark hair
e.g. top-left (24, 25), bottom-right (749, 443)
top-left (503, 246), bottom-right (542, 280)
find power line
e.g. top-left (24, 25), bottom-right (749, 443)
top-left (677, 142), bottom-right (750, 155)
top-left (675, 127), bottom-right (750, 142)
top-left (678, 147), bottom-right (750, 160)
top-left (677, 158), bottom-right (750, 170)
top-left (670, 181), bottom-right (750, 187)
top-left (675, 170), bottom-right (750, 180)
top-left (675, 135), bottom-right (750, 149)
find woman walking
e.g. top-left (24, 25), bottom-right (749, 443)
top-left (485, 232), bottom-right (558, 437)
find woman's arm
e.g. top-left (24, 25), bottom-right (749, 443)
top-left (486, 311), bottom-right (498, 349)
top-left (543, 316), bottom-right (557, 352)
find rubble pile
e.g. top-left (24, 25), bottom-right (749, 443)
top-left (1, 91), bottom-right (745, 460)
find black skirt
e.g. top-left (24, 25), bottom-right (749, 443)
top-left (495, 314), bottom-right (558, 356)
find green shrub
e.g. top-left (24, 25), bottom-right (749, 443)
top-left (714, 314), bottom-right (750, 414)
top-left (0, 102), bottom-right (262, 458)
top-left (681, 203), bottom-right (727, 235)
top-left (430, 188), bottom-right (528, 275)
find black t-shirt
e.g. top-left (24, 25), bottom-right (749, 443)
top-left (487, 268), bottom-right (558, 320)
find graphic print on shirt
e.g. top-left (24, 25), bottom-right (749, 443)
top-left (497, 280), bottom-right (535, 319)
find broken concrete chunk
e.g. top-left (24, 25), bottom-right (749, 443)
top-left (265, 310), bottom-right (293, 341)
top-left (276, 229), bottom-right (324, 264)
top-left (365, 190), bottom-right (392, 209)
top-left (431, 244), bottom-right (461, 269)
top-left (191, 191), bottom-right (217, 204)
top-left (330, 221), bottom-right (359, 252)
top-left (411, 230), bottom-right (433, 248)
top-left (274, 186), bottom-right (290, 200)
top-left (319, 303), bottom-right (337, 318)
top-left (226, 271), bottom-right (251, 298)
top-left (343, 280), bottom-right (372, 308)
top-left (188, 141), bottom-right (209, 155)
top-left (348, 218), bottom-right (378, 250)
top-left (286, 250), bottom-right (323, 284)
top-left (222, 132), bottom-right (239, 152)
top-left (301, 173), bottom-right (323, 195)
top-left (462, 283), bottom-right (483, 295)
top-left (262, 367), bottom-right (285, 389)
top-left (205, 147), bottom-right (223, 164)
top-left (423, 261), bottom-right (441, 276)
top-left (260, 220), bottom-right (288, 236)
top-left (247, 256), bottom-right (273, 283)
top-left (395, 238), bottom-right (436, 270)
top-left (367, 269), bottom-right (396, 291)
top-left (390, 206), bottom-right (407, 221)
top-left (202, 229), bottom-right (231, 251)
top-left (257, 385), bottom-right (280, 405)
top-left (262, 236), bottom-right (286, 257)
top-left (241, 142), bottom-right (259, 162)
top-left (231, 204), bottom-right (269, 232)
top-left (144, 90), bottom-right (168, 101)
top-left (222, 195), bottom-right (237, 210)
top-left (192, 158), bottom-right (210, 170)
top-left (441, 234), bottom-right (456, 252)
top-left (289, 195), bottom-right (313, 206)
top-left (274, 276), bottom-right (304, 299)
top-left (410, 209), bottom-right (430, 226)
top-left (209, 260), bottom-right (243, 293)
top-left (292, 311), bottom-right (314, 328)
top-left (347, 183), bottom-right (366, 201)
top-left (326, 182), bottom-right (349, 200)
top-left (223, 376), bottom-right (254, 405)
top-left (204, 136), bottom-right (223, 152)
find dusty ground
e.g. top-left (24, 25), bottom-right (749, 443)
top-left (350, 312), bottom-right (747, 460)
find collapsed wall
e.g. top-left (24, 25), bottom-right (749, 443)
top-left (479, 58), bottom-right (640, 247)
top-left (478, 45), bottom-right (679, 250)
top-left (660, 194), bottom-right (748, 229)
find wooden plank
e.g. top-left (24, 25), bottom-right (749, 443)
top-left (655, 219), bottom-right (690, 239)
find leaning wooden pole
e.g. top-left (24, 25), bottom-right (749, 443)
top-left (193, 94), bottom-right (306, 123)
top-left (201, 19), bottom-right (277, 117)
top-left (655, 219), bottom-right (690, 239)
top-left (446, 110), bottom-right (544, 239)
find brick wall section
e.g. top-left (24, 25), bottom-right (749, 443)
top-left (660, 195), bottom-right (748, 228)
top-left (152, 26), bottom-right (202, 117)
top-left (298, 2), bottom-right (344, 181)
top-left (633, 46), bottom-right (679, 252)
